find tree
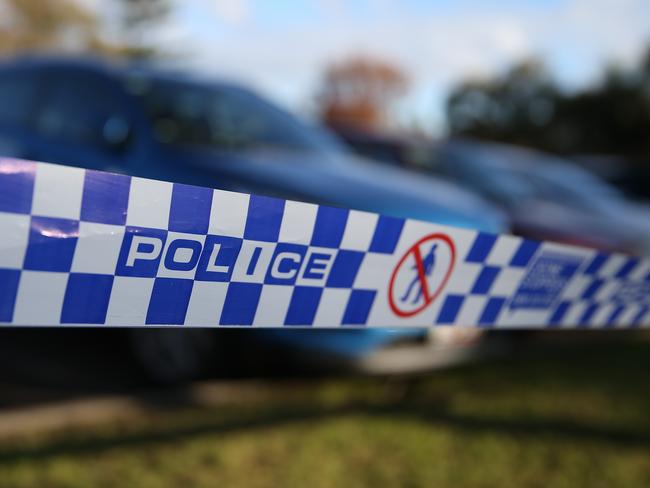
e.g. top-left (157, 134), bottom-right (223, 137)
top-left (114, 0), bottom-right (172, 59)
top-left (446, 60), bottom-right (559, 148)
top-left (0, 0), bottom-right (105, 55)
top-left (0, 0), bottom-right (172, 59)
top-left (446, 50), bottom-right (650, 160)
top-left (317, 56), bottom-right (409, 131)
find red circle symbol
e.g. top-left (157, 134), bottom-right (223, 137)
top-left (388, 233), bottom-right (456, 318)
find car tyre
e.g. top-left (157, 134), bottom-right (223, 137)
top-left (128, 328), bottom-right (217, 384)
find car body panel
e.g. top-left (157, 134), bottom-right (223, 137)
top-left (0, 57), bottom-right (508, 366)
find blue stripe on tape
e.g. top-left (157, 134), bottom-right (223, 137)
top-left (1, 158), bottom-right (649, 328)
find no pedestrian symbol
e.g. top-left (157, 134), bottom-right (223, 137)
top-left (388, 233), bottom-right (456, 317)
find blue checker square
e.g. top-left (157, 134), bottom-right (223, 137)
top-left (196, 235), bottom-right (242, 282)
top-left (581, 278), bottom-right (604, 299)
top-left (342, 289), bottom-right (376, 325)
top-left (478, 297), bottom-right (506, 326)
top-left (584, 253), bottom-right (608, 275)
top-left (470, 266), bottom-right (500, 295)
top-left (510, 239), bottom-right (541, 267)
top-left (310, 206), bottom-right (348, 248)
top-left (0, 268), bottom-right (21, 322)
top-left (115, 226), bottom-right (168, 277)
top-left (61, 273), bottom-right (114, 324)
top-left (163, 239), bottom-right (202, 271)
top-left (549, 301), bottom-right (571, 326)
top-left (465, 232), bottom-right (497, 263)
top-left (285, 286), bottom-right (323, 326)
top-left (0, 159), bottom-right (35, 214)
top-left (264, 243), bottom-right (307, 285)
top-left (244, 195), bottom-right (285, 242)
top-left (369, 215), bottom-right (405, 254)
top-left (632, 306), bottom-right (648, 326)
top-left (436, 294), bottom-right (465, 324)
top-left (615, 257), bottom-right (639, 279)
top-left (23, 216), bottom-right (78, 272)
top-left (326, 250), bottom-right (364, 288)
top-left (80, 171), bottom-right (131, 225)
top-left (220, 282), bottom-right (262, 325)
top-left (146, 278), bottom-right (194, 325)
top-left (168, 183), bottom-right (213, 235)
top-left (578, 303), bottom-right (599, 326)
top-left (606, 305), bottom-right (625, 327)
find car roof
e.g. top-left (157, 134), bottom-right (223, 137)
top-left (0, 55), bottom-right (245, 93)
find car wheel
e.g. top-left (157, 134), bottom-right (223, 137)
top-left (128, 328), bottom-right (217, 384)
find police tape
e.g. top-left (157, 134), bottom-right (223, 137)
top-left (0, 158), bottom-right (648, 328)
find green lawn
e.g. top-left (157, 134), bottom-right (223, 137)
top-left (1, 333), bottom-right (649, 488)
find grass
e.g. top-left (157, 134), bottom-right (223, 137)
top-left (0, 333), bottom-right (649, 487)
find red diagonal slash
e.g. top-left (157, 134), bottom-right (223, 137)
top-left (412, 245), bottom-right (431, 300)
top-left (388, 233), bottom-right (456, 318)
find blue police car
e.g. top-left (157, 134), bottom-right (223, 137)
top-left (0, 56), bottom-right (507, 382)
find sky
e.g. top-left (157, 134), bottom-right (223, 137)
top-left (118, 0), bottom-right (650, 133)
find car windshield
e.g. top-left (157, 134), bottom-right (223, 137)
top-left (448, 144), bottom-right (626, 213)
top-left (519, 165), bottom-right (626, 212)
top-left (125, 74), bottom-right (344, 153)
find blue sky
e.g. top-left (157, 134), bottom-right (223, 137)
top-left (142, 0), bottom-right (650, 133)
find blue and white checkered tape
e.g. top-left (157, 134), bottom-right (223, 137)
top-left (0, 158), bottom-right (649, 328)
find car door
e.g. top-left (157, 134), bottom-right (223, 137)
top-left (27, 67), bottom-right (138, 174)
top-left (0, 66), bottom-right (46, 160)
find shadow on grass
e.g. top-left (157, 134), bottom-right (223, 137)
top-left (1, 335), bottom-right (650, 464)
top-left (0, 401), bottom-right (648, 466)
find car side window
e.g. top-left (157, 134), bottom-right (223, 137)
top-left (35, 71), bottom-right (132, 151)
top-left (0, 70), bottom-right (40, 128)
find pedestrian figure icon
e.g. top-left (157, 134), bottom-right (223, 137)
top-left (389, 233), bottom-right (456, 318)
top-left (400, 244), bottom-right (438, 304)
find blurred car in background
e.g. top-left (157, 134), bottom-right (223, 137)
top-left (0, 56), bottom-right (507, 382)
top-left (334, 127), bottom-right (650, 257)
top-left (434, 140), bottom-right (650, 256)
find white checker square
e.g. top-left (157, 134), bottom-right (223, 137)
top-left (594, 280), bottom-right (621, 302)
top-left (446, 262), bottom-right (482, 294)
top-left (71, 222), bottom-right (125, 274)
top-left (31, 163), bottom-right (84, 220)
top-left (614, 306), bottom-right (638, 328)
top-left (485, 236), bottom-right (520, 266)
top-left (253, 285), bottom-right (293, 326)
top-left (593, 304), bottom-right (615, 328)
top-left (562, 274), bottom-right (592, 300)
top-left (278, 200), bottom-right (317, 245)
top-left (231, 240), bottom-right (275, 283)
top-left (296, 247), bottom-right (336, 287)
top-left (599, 254), bottom-right (627, 277)
top-left (629, 261), bottom-right (650, 281)
top-left (0, 212), bottom-right (30, 268)
top-left (156, 232), bottom-right (206, 279)
top-left (490, 267), bottom-right (526, 296)
top-left (562, 303), bottom-right (588, 327)
top-left (313, 288), bottom-right (351, 327)
top-left (13, 271), bottom-right (68, 325)
top-left (455, 295), bottom-right (487, 326)
top-left (208, 189), bottom-right (250, 238)
top-left (340, 210), bottom-right (378, 251)
top-left (184, 281), bottom-right (229, 326)
top-left (125, 177), bottom-right (172, 229)
top-left (105, 276), bottom-right (154, 325)
top-left (352, 252), bottom-right (393, 290)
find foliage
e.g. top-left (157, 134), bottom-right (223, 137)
top-left (446, 49), bottom-right (650, 163)
top-left (317, 56), bottom-right (409, 131)
top-left (0, 0), bottom-right (104, 54)
top-left (0, 0), bottom-right (171, 59)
